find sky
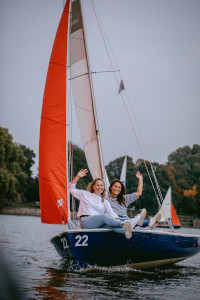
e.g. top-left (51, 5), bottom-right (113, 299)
top-left (0, 0), bottom-right (200, 177)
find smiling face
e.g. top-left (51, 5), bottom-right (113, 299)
top-left (92, 179), bottom-right (105, 196)
top-left (110, 181), bottom-right (122, 197)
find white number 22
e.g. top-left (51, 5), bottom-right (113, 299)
top-left (75, 235), bottom-right (88, 247)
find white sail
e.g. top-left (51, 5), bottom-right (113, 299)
top-left (160, 187), bottom-right (172, 222)
top-left (70, 0), bottom-right (105, 180)
top-left (120, 156), bottom-right (127, 186)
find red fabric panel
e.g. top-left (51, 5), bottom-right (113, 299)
top-left (39, 1), bottom-right (70, 224)
top-left (171, 203), bottom-right (181, 226)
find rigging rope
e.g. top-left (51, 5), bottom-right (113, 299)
top-left (90, 0), bottom-right (162, 207)
top-left (90, 0), bottom-right (174, 230)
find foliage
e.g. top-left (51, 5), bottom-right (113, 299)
top-left (0, 127), bottom-right (36, 208)
top-left (167, 145), bottom-right (200, 215)
top-left (23, 177), bottom-right (39, 204)
top-left (69, 142), bottom-right (92, 189)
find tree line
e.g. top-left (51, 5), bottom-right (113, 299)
top-left (0, 127), bottom-right (199, 215)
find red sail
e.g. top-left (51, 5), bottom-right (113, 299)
top-left (171, 203), bottom-right (181, 227)
top-left (39, 1), bottom-right (70, 224)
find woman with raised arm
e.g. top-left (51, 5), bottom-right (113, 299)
top-left (106, 171), bottom-right (162, 230)
top-left (69, 169), bottom-right (133, 239)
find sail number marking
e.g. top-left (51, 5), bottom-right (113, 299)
top-left (75, 235), bottom-right (88, 247)
top-left (61, 237), bottom-right (69, 249)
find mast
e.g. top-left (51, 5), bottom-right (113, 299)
top-left (66, 0), bottom-right (72, 225)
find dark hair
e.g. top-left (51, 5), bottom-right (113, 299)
top-left (87, 178), bottom-right (105, 203)
top-left (109, 179), bottom-right (126, 205)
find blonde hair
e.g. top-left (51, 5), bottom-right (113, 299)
top-left (87, 178), bottom-right (105, 203)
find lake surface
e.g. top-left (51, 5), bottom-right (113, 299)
top-left (0, 214), bottom-right (200, 300)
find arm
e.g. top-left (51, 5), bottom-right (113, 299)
top-left (69, 169), bottom-right (88, 199)
top-left (104, 200), bottom-right (119, 219)
top-left (71, 169), bottom-right (88, 184)
top-left (135, 171), bottom-right (143, 197)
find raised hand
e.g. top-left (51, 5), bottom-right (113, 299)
top-left (77, 169), bottom-right (88, 178)
top-left (136, 171), bottom-right (143, 180)
top-left (136, 171), bottom-right (143, 197)
top-left (71, 169), bottom-right (88, 184)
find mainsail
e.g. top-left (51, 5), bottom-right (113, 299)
top-left (39, 0), bottom-right (70, 224)
top-left (70, 0), bottom-right (105, 181)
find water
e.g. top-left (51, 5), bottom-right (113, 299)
top-left (0, 214), bottom-right (200, 300)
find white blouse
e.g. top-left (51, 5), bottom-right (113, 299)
top-left (69, 183), bottom-right (119, 219)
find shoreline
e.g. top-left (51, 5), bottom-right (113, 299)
top-left (0, 207), bottom-right (41, 217)
top-left (1, 207), bottom-right (200, 228)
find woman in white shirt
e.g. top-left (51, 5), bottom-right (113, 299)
top-left (69, 169), bottom-right (132, 239)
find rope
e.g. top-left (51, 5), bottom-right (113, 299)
top-left (90, 0), bottom-right (162, 206)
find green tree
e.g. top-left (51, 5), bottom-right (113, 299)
top-left (0, 168), bottom-right (18, 206)
top-left (167, 144), bottom-right (200, 214)
top-left (0, 127), bottom-right (37, 207)
top-left (20, 145), bottom-right (35, 179)
top-left (69, 143), bottom-right (92, 189)
top-left (23, 177), bottom-right (39, 203)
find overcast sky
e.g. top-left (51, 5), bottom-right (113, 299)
top-left (0, 0), bottom-right (200, 177)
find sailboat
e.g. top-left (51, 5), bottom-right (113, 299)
top-left (39, 0), bottom-right (200, 270)
top-left (157, 187), bottom-right (181, 229)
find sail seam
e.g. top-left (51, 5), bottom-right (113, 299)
top-left (41, 116), bottom-right (67, 126)
top-left (70, 36), bottom-right (84, 41)
top-left (39, 175), bottom-right (67, 188)
top-left (83, 137), bottom-right (97, 148)
top-left (50, 61), bottom-right (66, 68)
top-left (74, 103), bottom-right (93, 112)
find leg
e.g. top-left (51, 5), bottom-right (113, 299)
top-left (80, 214), bottom-right (132, 238)
top-left (134, 211), bottom-right (162, 230)
top-left (80, 214), bottom-right (123, 230)
top-left (128, 208), bottom-right (147, 229)
top-left (100, 224), bottom-right (124, 234)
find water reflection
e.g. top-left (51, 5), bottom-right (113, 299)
top-left (27, 259), bottom-right (200, 300)
top-left (28, 269), bottom-right (71, 300)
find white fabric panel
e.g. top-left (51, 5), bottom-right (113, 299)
top-left (70, 29), bottom-right (103, 180)
top-left (120, 156), bottom-right (127, 184)
top-left (160, 187), bottom-right (172, 221)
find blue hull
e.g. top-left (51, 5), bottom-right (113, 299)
top-left (51, 229), bottom-right (200, 269)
